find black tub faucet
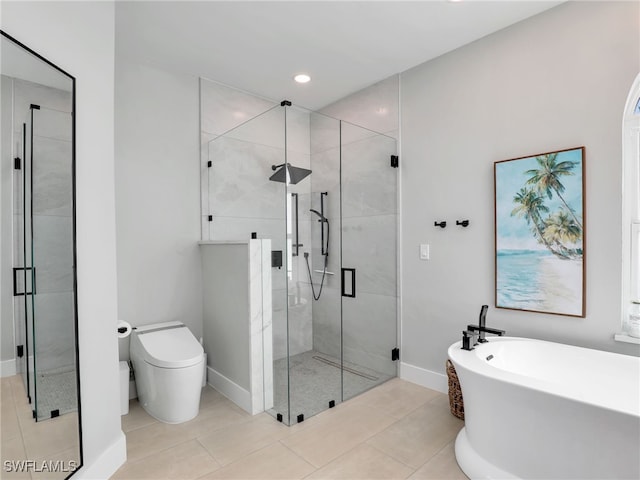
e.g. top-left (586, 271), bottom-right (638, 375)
top-left (466, 305), bottom-right (505, 344)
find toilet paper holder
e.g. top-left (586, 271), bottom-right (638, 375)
top-left (117, 320), bottom-right (133, 338)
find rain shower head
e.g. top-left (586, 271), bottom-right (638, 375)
top-left (269, 163), bottom-right (312, 185)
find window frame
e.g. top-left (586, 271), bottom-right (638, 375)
top-left (631, 222), bottom-right (640, 302)
top-left (621, 73), bottom-right (640, 336)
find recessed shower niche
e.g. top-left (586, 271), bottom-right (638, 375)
top-left (200, 86), bottom-right (399, 425)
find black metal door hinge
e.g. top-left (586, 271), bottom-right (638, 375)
top-left (207, 161), bottom-right (212, 168)
top-left (390, 155), bottom-right (399, 168)
top-left (14, 157), bottom-right (21, 170)
top-left (208, 215), bottom-right (213, 222)
top-left (17, 345), bottom-right (24, 358)
top-left (391, 347), bottom-right (400, 361)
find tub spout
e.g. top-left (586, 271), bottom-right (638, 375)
top-left (481, 326), bottom-right (506, 336)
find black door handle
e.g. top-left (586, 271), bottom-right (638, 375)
top-left (13, 267), bottom-right (35, 296)
top-left (341, 268), bottom-right (356, 298)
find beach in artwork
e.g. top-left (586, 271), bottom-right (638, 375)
top-left (495, 148), bottom-right (584, 316)
top-left (496, 249), bottom-right (582, 315)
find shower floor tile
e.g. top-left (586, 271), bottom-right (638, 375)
top-left (34, 369), bottom-right (77, 420)
top-left (269, 350), bottom-right (392, 424)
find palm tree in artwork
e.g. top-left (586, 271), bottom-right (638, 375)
top-left (525, 153), bottom-right (583, 230)
top-left (542, 210), bottom-right (583, 258)
top-left (511, 187), bottom-right (555, 251)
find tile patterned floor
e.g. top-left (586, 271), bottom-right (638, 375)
top-left (1, 375), bottom-right (468, 479)
top-left (113, 378), bottom-right (468, 479)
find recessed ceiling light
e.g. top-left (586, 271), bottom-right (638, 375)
top-left (294, 73), bottom-right (311, 84)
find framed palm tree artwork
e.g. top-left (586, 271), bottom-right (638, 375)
top-left (494, 147), bottom-right (585, 317)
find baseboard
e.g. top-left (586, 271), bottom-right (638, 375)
top-left (207, 366), bottom-right (252, 414)
top-left (75, 430), bottom-right (126, 480)
top-left (400, 362), bottom-right (448, 394)
top-left (1, 358), bottom-right (16, 377)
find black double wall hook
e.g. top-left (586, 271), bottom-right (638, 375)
top-left (456, 220), bottom-right (470, 227)
top-left (434, 221), bottom-right (447, 228)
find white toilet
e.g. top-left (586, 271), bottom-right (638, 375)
top-left (130, 321), bottom-right (205, 424)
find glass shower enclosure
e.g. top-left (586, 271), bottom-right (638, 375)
top-left (203, 101), bottom-right (398, 425)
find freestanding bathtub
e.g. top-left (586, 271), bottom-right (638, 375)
top-left (448, 337), bottom-right (640, 479)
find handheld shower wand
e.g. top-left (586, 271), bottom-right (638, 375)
top-left (306, 204), bottom-right (330, 300)
top-left (309, 209), bottom-right (327, 222)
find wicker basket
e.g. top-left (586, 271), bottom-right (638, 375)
top-left (446, 359), bottom-right (464, 420)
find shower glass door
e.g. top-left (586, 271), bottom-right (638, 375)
top-left (14, 103), bottom-right (77, 421)
top-left (340, 121), bottom-right (398, 401)
top-left (31, 105), bottom-right (76, 421)
top-left (13, 117), bottom-right (33, 401)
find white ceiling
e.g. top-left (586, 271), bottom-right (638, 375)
top-left (116, 1), bottom-right (563, 110)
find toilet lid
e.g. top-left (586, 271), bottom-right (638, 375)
top-left (137, 326), bottom-right (204, 369)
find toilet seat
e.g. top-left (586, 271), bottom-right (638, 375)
top-left (136, 323), bottom-right (203, 369)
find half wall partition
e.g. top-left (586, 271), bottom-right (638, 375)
top-left (202, 99), bottom-right (398, 425)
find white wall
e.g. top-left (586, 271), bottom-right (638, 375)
top-left (114, 54), bottom-right (202, 360)
top-left (1, 1), bottom-right (126, 478)
top-left (400, 0), bottom-right (640, 387)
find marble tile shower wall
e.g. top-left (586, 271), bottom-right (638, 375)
top-left (319, 75), bottom-right (399, 141)
top-left (10, 78), bottom-right (74, 372)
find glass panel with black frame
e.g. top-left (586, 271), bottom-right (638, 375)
top-left (0, 30), bottom-right (82, 478)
